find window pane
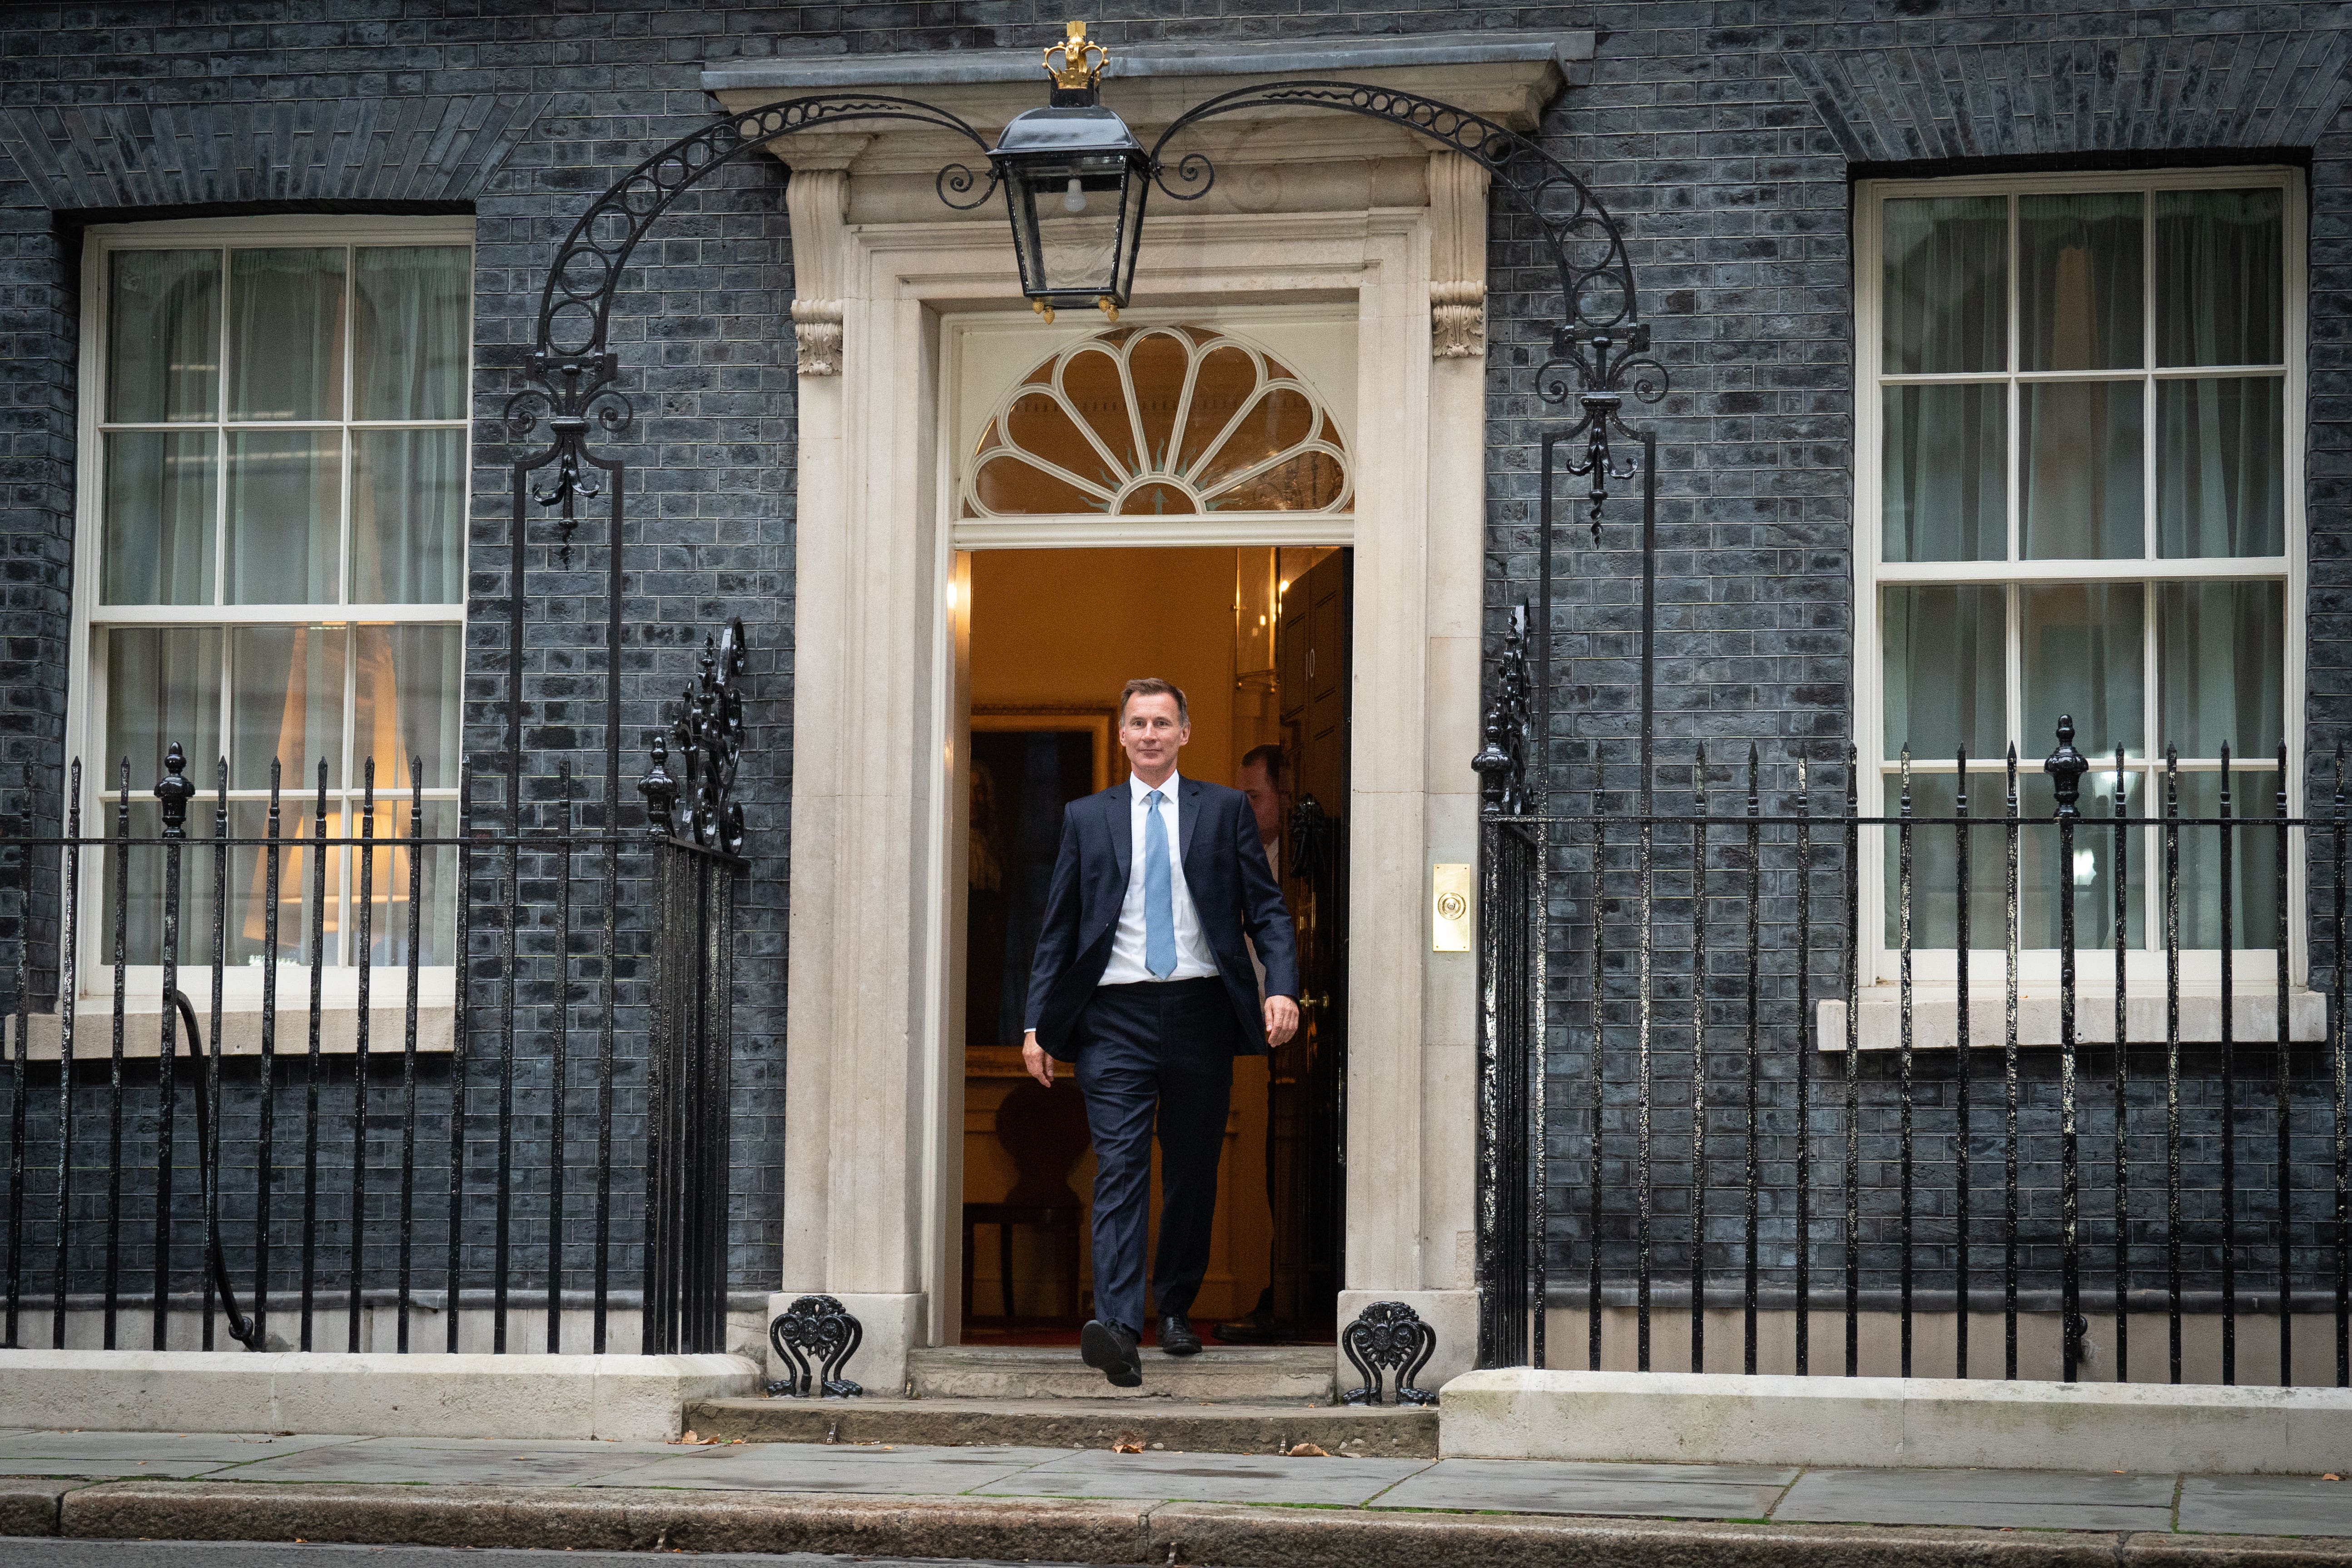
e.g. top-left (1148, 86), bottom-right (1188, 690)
top-left (2020, 380), bottom-right (2143, 559)
top-left (358, 798), bottom-right (456, 967)
top-left (228, 799), bottom-right (343, 967)
top-left (352, 246), bottom-right (471, 421)
top-left (104, 628), bottom-right (223, 784)
top-left (98, 800), bottom-right (167, 966)
top-left (107, 250), bottom-right (219, 422)
top-left (350, 429), bottom-right (464, 603)
top-left (226, 430), bottom-right (341, 605)
top-left (2156, 189), bottom-right (2283, 367)
top-left (2019, 191), bottom-right (2143, 371)
top-left (1882, 586), bottom-right (2004, 761)
top-left (228, 248), bottom-right (346, 420)
top-left (2159, 581), bottom-right (2284, 759)
top-left (1882, 196), bottom-right (2006, 374)
top-left (2168, 770), bottom-right (2283, 951)
top-left (102, 431), bottom-right (216, 605)
top-left (1880, 771), bottom-right (2017, 948)
top-left (230, 625), bottom-right (346, 791)
top-left (353, 625), bottom-right (461, 791)
top-left (2156, 377), bottom-right (2284, 558)
top-left (2012, 772), bottom-right (2145, 951)
top-left (1881, 384), bottom-right (2005, 561)
top-left (2021, 583), bottom-right (2144, 759)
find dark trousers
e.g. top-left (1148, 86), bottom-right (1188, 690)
top-left (1073, 977), bottom-right (1235, 1337)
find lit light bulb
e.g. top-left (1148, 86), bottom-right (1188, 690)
top-left (1062, 177), bottom-right (1087, 214)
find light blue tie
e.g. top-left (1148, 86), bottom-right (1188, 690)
top-left (1143, 789), bottom-right (1176, 979)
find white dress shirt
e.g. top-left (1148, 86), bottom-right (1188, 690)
top-left (1099, 769), bottom-right (1219, 985)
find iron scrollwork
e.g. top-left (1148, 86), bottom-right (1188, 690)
top-left (766, 1293), bottom-right (865, 1398)
top-left (1340, 1300), bottom-right (1440, 1407)
top-left (509, 94), bottom-right (997, 819)
top-left (640, 618), bottom-right (749, 856)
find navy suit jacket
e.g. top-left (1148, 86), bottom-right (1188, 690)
top-left (1022, 776), bottom-right (1301, 1062)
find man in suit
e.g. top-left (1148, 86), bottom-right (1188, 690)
top-left (1022, 678), bottom-right (1301, 1387)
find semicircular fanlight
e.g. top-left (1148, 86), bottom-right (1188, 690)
top-left (962, 325), bottom-right (1352, 519)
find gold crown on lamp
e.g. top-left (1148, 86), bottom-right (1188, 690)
top-left (1043, 20), bottom-right (1108, 89)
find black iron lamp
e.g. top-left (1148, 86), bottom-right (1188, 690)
top-left (987, 21), bottom-right (1151, 322)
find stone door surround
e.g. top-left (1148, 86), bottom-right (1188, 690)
top-left (705, 29), bottom-right (1591, 1394)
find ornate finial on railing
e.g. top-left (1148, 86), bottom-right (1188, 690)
top-left (2045, 715), bottom-right (2088, 820)
top-left (1472, 603), bottom-right (1533, 816)
top-left (639, 731), bottom-right (680, 839)
top-left (154, 742), bottom-right (195, 840)
top-left (658, 618), bottom-right (750, 857)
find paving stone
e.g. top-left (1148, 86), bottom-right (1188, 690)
top-left (1774, 1467), bottom-right (2177, 1532)
top-left (223, 1442), bottom-right (675, 1488)
top-left (1373, 1457), bottom-right (1797, 1519)
top-left (973, 1447), bottom-right (1434, 1505)
top-left (0, 1432), bottom-right (363, 1462)
top-left (596, 1443), bottom-right (1075, 1494)
top-left (2178, 1474), bottom-right (2352, 1538)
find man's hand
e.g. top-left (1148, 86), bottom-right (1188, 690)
top-left (1264, 995), bottom-right (1300, 1047)
top-left (1021, 1031), bottom-right (1054, 1087)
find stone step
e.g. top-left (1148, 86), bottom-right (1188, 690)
top-left (686, 1394), bottom-right (1438, 1457)
top-left (906, 1344), bottom-right (1335, 1402)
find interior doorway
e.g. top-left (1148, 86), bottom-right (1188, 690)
top-left (955, 544), bottom-right (1350, 1345)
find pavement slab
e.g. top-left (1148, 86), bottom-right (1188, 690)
top-left (972, 1447), bottom-right (1433, 1505)
top-left (1372, 1456), bottom-right (1798, 1519)
top-left (600, 1443), bottom-right (1076, 1495)
top-left (1775, 1467), bottom-right (2178, 1532)
top-left (223, 1442), bottom-right (678, 1488)
top-left (0, 1432), bottom-right (360, 1464)
top-left (2179, 1474), bottom-right (2352, 1538)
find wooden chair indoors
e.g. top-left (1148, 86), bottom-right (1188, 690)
top-left (963, 1077), bottom-right (1091, 1326)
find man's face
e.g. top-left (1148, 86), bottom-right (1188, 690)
top-left (1119, 692), bottom-right (1188, 778)
top-left (1239, 759), bottom-right (1280, 845)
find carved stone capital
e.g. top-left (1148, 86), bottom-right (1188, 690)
top-left (785, 167), bottom-right (851, 377)
top-left (790, 298), bottom-right (844, 378)
top-left (1427, 151), bottom-right (1492, 360)
top-left (1431, 280), bottom-right (1488, 359)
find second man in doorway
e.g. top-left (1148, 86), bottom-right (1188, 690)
top-left (1022, 679), bottom-right (1301, 1387)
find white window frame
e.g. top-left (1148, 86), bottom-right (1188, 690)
top-left (68, 214), bottom-right (474, 1015)
top-left (1853, 166), bottom-right (2307, 1000)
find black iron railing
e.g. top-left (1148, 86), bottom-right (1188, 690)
top-left (0, 737), bottom-right (744, 1357)
top-left (1479, 724), bottom-right (2343, 1388)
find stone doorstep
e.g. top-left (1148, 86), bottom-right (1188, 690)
top-left (907, 1343), bottom-right (1336, 1402)
top-left (688, 1394), bottom-right (1440, 1456)
top-left (22, 1480), bottom-right (2352, 1565)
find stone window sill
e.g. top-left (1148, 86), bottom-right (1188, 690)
top-left (20, 1002), bottom-right (457, 1059)
top-left (1820, 988), bottom-right (2327, 1052)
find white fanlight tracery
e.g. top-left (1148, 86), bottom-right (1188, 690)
top-left (959, 323), bottom-right (1353, 519)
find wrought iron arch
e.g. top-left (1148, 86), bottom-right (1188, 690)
top-left (503, 95), bottom-right (998, 844)
top-left (1144, 78), bottom-right (1669, 812)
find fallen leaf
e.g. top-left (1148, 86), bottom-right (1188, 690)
top-left (1286, 1442), bottom-right (1330, 1458)
top-left (1112, 1434), bottom-right (1145, 1454)
top-left (679, 1430), bottom-right (700, 1445)
top-left (2327, 1474), bottom-right (2343, 1482)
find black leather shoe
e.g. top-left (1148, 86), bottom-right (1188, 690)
top-left (1080, 1318), bottom-right (1143, 1388)
top-left (1158, 1313), bottom-right (1202, 1356)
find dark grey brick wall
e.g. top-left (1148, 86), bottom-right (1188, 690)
top-left (0, 0), bottom-right (2347, 1316)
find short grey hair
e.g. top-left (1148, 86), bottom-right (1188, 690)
top-left (1118, 677), bottom-right (1189, 726)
